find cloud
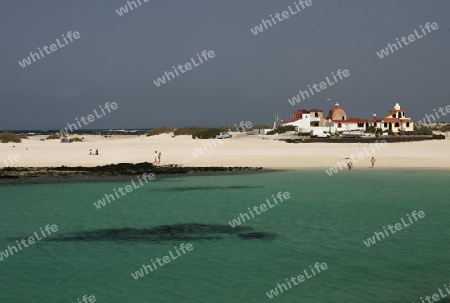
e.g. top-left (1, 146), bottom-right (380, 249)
top-left (54, 88), bottom-right (81, 99)
top-left (28, 90), bottom-right (49, 96)
top-left (243, 91), bottom-right (271, 99)
top-left (28, 89), bottom-right (82, 98)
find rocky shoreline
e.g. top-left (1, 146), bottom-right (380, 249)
top-left (279, 135), bottom-right (434, 143)
top-left (0, 162), bottom-right (266, 184)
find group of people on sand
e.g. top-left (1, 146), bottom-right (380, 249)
top-left (89, 149), bottom-right (99, 156)
top-left (347, 157), bottom-right (376, 170)
top-left (154, 151), bottom-right (162, 164)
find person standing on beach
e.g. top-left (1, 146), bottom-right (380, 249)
top-left (154, 151), bottom-right (158, 163)
top-left (347, 161), bottom-right (353, 170)
top-left (158, 152), bottom-right (161, 164)
top-left (370, 157), bottom-right (376, 168)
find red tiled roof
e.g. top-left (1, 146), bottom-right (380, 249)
top-left (332, 118), bottom-right (369, 123)
top-left (278, 109), bottom-right (324, 124)
top-left (346, 118), bottom-right (370, 123)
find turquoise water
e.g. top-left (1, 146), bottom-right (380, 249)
top-left (0, 170), bottom-right (449, 303)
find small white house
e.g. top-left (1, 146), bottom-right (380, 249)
top-left (276, 109), bottom-right (326, 133)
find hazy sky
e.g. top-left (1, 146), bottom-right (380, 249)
top-left (1, 0), bottom-right (449, 130)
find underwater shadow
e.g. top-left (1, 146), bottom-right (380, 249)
top-left (157, 185), bottom-right (265, 192)
top-left (44, 223), bottom-right (276, 242)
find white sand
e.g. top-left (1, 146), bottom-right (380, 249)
top-left (1, 133), bottom-right (449, 169)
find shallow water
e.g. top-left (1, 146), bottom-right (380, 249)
top-left (0, 169), bottom-right (449, 303)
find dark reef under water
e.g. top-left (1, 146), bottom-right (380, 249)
top-left (39, 223), bottom-right (276, 242)
top-left (158, 185), bottom-right (264, 191)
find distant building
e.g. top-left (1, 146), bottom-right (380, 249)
top-left (275, 109), bottom-right (327, 133)
top-left (327, 102), bottom-right (369, 132)
top-left (378, 103), bottom-right (414, 132)
top-left (276, 102), bottom-right (414, 134)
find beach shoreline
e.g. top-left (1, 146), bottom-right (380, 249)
top-left (1, 165), bottom-right (447, 185)
top-left (0, 133), bottom-right (449, 172)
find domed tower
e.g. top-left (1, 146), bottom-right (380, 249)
top-left (391, 103), bottom-right (405, 118)
top-left (381, 102), bottom-right (413, 133)
top-left (328, 102), bottom-right (347, 121)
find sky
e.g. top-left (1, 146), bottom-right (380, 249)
top-left (0, 0), bottom-right (449, 130)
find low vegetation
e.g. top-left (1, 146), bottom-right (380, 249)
top-left (46, 134), bottom-right (61, 140)
top-left (440, 125), bottom-right (450, 132)
top-left (69, 137), bottom-right (83, 142)
top-left (173, 127), bottom-right (203, 136)
top-left (148, 124), bottom-right (259, 138)
top-left (0, 132), bottom-right (27, 143)
top-left (146, 126), bottom-right (173, 136)
top-left (194, 129), bottom-right (221, 139)
top-left (249, 124), bottom-right (272, 130)
top-left (413, 125), bottom-right (433, 135)
top-left (416, 122), bottom-right (450, 132)
top-left (266, 125), bottom-right (296, 135)
top-left (173, 127), bottom-right (235, 139)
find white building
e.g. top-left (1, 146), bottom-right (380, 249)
top-left (377, 103), bottom-right (414, 132)
top-left (277, 102), bottom-right (414, 134)
top-left (276, 109), bottom-right (333, 134)
top-left (327, 103), bottom-right (369, 132)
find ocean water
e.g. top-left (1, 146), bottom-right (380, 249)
top-left (0, 169), bottom-right (449, 303)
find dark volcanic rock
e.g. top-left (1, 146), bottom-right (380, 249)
top-left (280, 136), bottom-right (433, 144)
top-left (0, 162), bottom-right (265, 182)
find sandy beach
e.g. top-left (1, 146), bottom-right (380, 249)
top-left (1, 133), bottom-right (449, 169)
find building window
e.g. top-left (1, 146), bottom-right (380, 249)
top-left (342, 116), bottom-right (345, 120)
top-left (384, 123), bottom-right (387, 127)
top-left (338, 123), bottom-right (342, 128)
top-left (395, 122), bottom-right (400, 127)
top-left (393, 114), bottom-right (396, 118)
top-left (357, 123), bottom-right (364, 127)
top-left (315, 112), bottom-right (319, 117)
top-left (374, 123), bottom-right (377, 127)
top-left (406, 122), bottom-right (410, 127)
